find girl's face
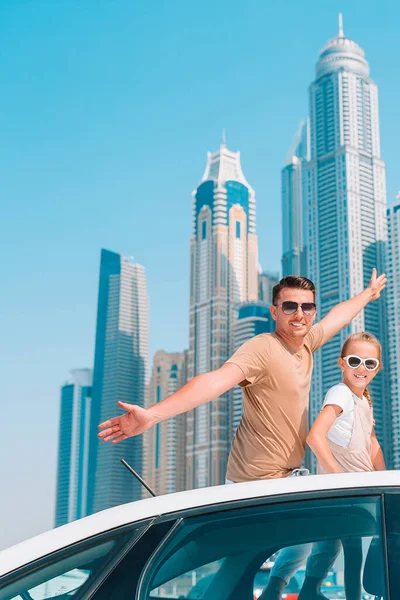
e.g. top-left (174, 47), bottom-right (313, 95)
top-left (338, 341), bottom-right (380, 394)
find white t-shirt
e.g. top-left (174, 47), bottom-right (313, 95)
top-left (322, 383), bottom-right (366, 448)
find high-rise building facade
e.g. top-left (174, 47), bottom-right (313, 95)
top-left (387, 193), bottom-right (400, 467)
top-left (187, 142), bottom-right (258, 488)
top-left (143, 350), bottom-right (188, 495)
top-left (305, 16), bottom-right (390, 464)
top-left (231, 303), bottom-right (274, 436)
top-left (259, 270), bottom-right (279, 305)
top-left (55, 368), bottom-right (92, 527)
top-left (281, 120), bottom-right (310, 277)
top-left (88, 249), bottom-right (149, 514)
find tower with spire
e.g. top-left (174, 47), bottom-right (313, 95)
top-left (304, 14), bottom-right (391, 466)
top-left (186, 142), bottom-right (258, 489)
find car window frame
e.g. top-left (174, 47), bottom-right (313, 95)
top-left (136, 518), bottom-right (183, 599)
top-left (89, 517), bottom-right (181, 600)
top-left (73, 518), bottom-right (156, 600)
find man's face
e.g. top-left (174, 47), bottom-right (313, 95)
top-left (270, 287), bottom-right (316, 340)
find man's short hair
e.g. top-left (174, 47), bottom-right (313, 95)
top-left (272, 276), bottom-right (316, 305)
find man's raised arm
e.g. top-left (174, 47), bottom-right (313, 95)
top-left (98, 362), bottom-right (245, 444)
top-left (318, 268), bottom-right (386, 346)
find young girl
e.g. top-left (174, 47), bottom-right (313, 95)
top-left (307, 331), bottom-right (385, 474)
top-left (306, 331), bottom-right (386, 600)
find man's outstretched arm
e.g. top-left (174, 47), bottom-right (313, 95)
top-left (98, 362), bottom-right (245, 444)
top-left (318, 268), bottom-right (386, 346)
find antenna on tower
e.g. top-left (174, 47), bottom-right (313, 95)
top-left (338, 13), bottom-right (344, 37)
top-left (222, 128), bottom-right (227, 147)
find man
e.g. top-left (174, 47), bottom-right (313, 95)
top-left (99, 269), bottom-right (386, 598)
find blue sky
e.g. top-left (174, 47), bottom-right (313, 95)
top-left (1, 0), bottom-right (399, 549)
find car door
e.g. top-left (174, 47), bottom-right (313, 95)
top-left (132, 492), bottom-right (388, 600)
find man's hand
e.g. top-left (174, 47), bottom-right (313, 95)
top-left (98, 402), bottom-right (156, 444)
top-left (367, 268), bottom-right (387, 300)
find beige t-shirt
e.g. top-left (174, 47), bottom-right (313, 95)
top-left (226, 323), bottom-right (324, 482)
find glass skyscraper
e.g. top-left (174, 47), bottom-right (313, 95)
top-left (186, 142), bottom-right (258, 488)
top-left (55, 368), bottom-right (92, 527)
top-left (87, 249), bottom-right (149, 514)
top-left (304, 16), bottom-right (390, 464)
top-left (387, 194), bottom-right (400, 467)
top-left (281, 119), bottom-right (310, 277)
top-left (143, 350), bottom-right (188, 495)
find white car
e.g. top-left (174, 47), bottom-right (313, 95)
top-left (0, 471), bottom-right (399, 600)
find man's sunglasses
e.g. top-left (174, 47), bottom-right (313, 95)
top-left (342, 355), bottom-right (380, 371)
top-left (274, 301), bottom-right (317, 316)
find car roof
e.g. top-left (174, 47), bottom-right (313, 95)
top-left (1, 471), bottom-right (399, 577)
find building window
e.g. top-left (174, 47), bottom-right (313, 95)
top-left (202, 221), bottom-right (207, 240)
top-left (236, 221), bottom-right (241, 239)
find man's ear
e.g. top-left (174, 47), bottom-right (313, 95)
top-left (270, 304), bottom-right (277, 321)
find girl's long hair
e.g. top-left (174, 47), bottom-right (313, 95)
top-left (340, 332), bottom-right (382, 408)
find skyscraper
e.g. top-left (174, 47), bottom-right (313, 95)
top-left (143, 350), bottom-right (188, 495)
top-left (55, 368), bottom-right (92, 527)
top-left (88, 249), bottom-right (149, 514)
top-left (259, 270), bottom-right (279, 305)
top-left (281, 119), bottom-right (310, 277)
top-left (231, 303), bottom-right (274, 436)
top-left (305, 15), bottom-right (390, 463)
top-left (387, 193), bottom-right (400, 467)
top-left (187, 141), bottom-right (258, 488)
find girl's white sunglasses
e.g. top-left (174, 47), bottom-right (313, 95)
top-left (343, 355), bottom-right (380, 371)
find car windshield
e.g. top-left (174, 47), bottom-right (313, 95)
top-left (0, 526), bottom-right (143, 600)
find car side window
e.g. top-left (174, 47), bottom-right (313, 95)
top-left (0, 523), bottom-right (148, 600)
top-left (138, 495), bottom-right (386, 600)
